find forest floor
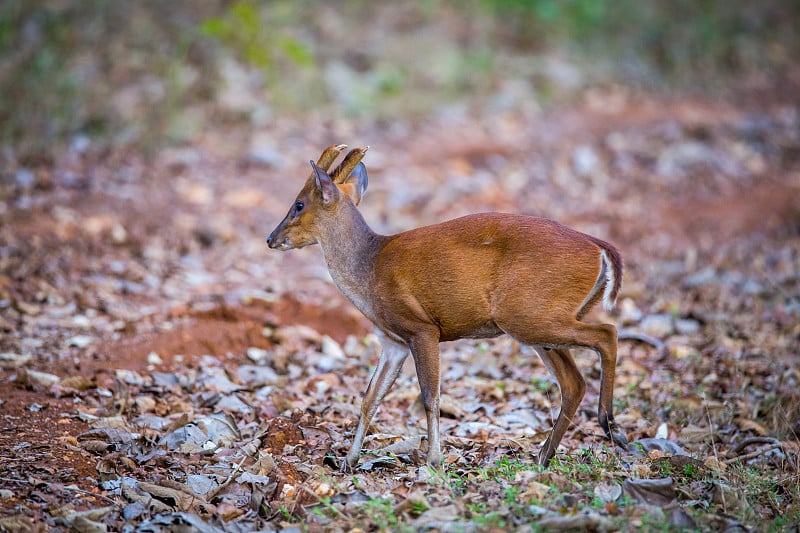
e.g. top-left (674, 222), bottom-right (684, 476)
top-left (1, 84), bottom-right (799, 531)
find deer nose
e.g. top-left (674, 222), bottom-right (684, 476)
top-left (266, 234), bottom-right (274, 247)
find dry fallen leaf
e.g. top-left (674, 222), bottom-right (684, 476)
top-left (733, 417), bottom-right (768, 436)
top-left (623, 477), bottom-right (677, 506)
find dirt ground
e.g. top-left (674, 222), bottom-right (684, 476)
top-left (1, 84), bottom-right (799, 530)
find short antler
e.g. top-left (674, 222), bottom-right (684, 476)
top-left (316, 144), bottom-right (348, 172)
top-left (331, 146), bottom-right (369, 183)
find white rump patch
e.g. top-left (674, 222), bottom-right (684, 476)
top-left (577, 249), bottom-right (617, 316)
top-left (600, 249), bottom-right (616, 311)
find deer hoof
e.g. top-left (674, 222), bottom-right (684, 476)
top-left (609, 424), bottom-right (629, 450)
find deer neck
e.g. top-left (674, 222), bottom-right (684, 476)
top-left (317, 202), bottom-right (386, 317)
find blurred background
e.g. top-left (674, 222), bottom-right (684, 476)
top-left (2, 0), bottom-right (799, 155)
top-left (2, 3), bottom-right (800, 529)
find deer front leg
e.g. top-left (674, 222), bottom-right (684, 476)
top-left (344, 332), bottom-right (409, 472)
top-left (409, 330), bottom-right (442, 467)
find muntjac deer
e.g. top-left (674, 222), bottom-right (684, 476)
top-left (267, 144), bottom-right (628, 470)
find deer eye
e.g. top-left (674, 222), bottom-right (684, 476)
top-left (294, 201), bottom-right (304, 213)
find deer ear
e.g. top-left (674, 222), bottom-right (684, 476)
top-left (311, 161), bottom-right (338, 205)
top-left (341, 162), bottom-right (368, 205)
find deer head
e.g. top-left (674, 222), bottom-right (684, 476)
top-left (266, 145), bottom-right (369, 250)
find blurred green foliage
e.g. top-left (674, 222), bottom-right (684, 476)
top-left (481, 0), bottom-right (797, 77)
top-left (0, 0), bottom-right (219, 154)
top-left (1, 0), bottom-right (798, 154)
top-left (200, 2), bottom-right (313, 73)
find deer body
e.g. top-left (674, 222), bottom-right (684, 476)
top-left (267, 145), bottom-right (628, 470)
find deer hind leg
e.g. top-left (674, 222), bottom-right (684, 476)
top-left (345, 332), bottom-right (409, 471)
top-left (592, 323), bottom-right (628, 450)
top-left (563, 252), bottom-right (627, 448)
top-left (561, 321), bottom-right (627, 451)
top-left (498, 316), bottom-right (627, 461)
top-left (534, 347), bottom-right (586, 466)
